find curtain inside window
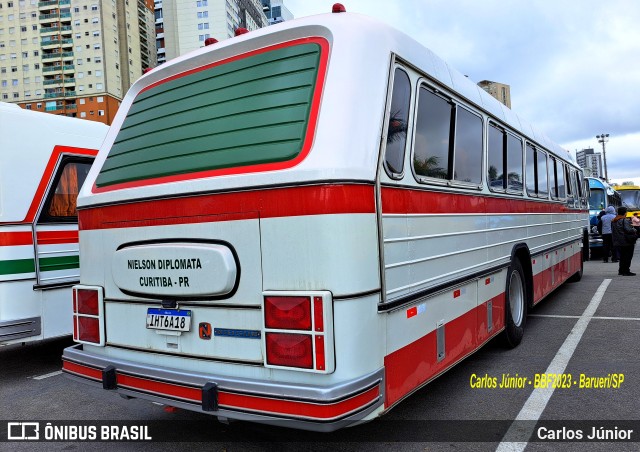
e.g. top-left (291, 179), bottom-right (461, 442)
top-left (48, 163), bottom-right (79, 217)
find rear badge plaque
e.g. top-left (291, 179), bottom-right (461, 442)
top-left (214, 328), bottom-right (261, 339)
top-left (113, 243), bottom-right (237, 298)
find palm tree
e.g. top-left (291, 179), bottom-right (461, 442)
top-left (414, 155), bottom-right (446, 179)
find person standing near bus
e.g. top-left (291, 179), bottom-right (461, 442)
top-left (600, 206), bottom-right (617, 263)
top-left (612, 206), bottom-right (637, 276)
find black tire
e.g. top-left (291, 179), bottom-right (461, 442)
top-left (568, 248), bottom-right (584, 282)
top-left (502, 259), bottom-right (527, 348)
top-left (582, 230), bottom-right (590, 262)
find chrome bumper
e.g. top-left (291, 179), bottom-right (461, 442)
top-left (62, 344), bottom-right (384, 432)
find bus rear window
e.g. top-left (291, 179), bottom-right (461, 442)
top-left (95, 41), bottom-right (325, 189)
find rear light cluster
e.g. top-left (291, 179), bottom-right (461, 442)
top-left (262, 292), bottom-right (334, 373)
top-left (72, 285), bottom-right (105, 346)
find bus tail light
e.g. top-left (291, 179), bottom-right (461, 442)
top-left (72, 285), bottom-right (105, 346)
top-left (262, 292), bottom-right (334, 373)
top-left (264, 296), bottom-right (311, 330)
top-left (266, 333), bottom-right (313, 368)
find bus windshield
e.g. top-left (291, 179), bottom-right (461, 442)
top-left (589, 188), bottom-right (605, 210)
top-left (619, 189), bottom-right (640, 210)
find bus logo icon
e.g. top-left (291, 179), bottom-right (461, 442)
top-left (199, 322), bottom-right (212, 340)
top-left (7, 422), bottom-right (40, 440)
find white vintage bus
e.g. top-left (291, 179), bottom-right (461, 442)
top-left (62, 7), bottom-right (588, 430)
top-left (0, 102), bottom-right (107, 345)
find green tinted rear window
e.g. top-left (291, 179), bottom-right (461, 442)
top-left (95, 42), bottom-right (322, 188)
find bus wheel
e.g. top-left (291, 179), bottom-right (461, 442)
top-left (502, 259), bottom-right (527, 348)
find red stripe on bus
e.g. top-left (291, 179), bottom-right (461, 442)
top-left (62, 360), bottom-right (102, 381)
top-left (117, 374), bottom-right (202, 403)
top-left (0, 231), bottom-right (33, 246)
top-left (24, 146), bottom-right (99, 223)
top-left (381, 186), bottom-right (578, 214)
top-left (92, 37), bottom-right (330, 193)
top-left (117, 371), bottom-right (379, 419)
top-left (79, 184), bottom-right (376, 230)
top-left (36, 230), bottom-right (78, 245)
top-left (218, 386), bottom-right (379, 419)
top-left (67, 359), bottom-right (379, 419)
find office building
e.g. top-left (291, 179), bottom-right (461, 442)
top-left (261, 0), bottom-right (293, 25)
top-left (1, 0), bottom-right (156, 125)
top-left (155, 0), bottom-right (267, 64)
top-left (477, 80), bottom-right (511, 109)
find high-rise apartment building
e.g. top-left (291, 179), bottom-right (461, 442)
top-left (261, 0), bottom-right (293, 25)
top-left (576, 148), bottom-right (603, 178)
top-left (0, 0), bottom-right (155, 125)
top-left (478, 80), bottom-right (511, 109)
top-left (155, 0), bottom-right (267, 64)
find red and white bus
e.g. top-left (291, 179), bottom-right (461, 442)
top-left (62, 6), bottom-right (588, 430)
top-left (0, 102), bottom-right (107, 345)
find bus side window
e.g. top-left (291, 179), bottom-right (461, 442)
top-left (487, 124), bottom-right (505, 190)
top-left (549, 157), bottom-right (558, 198)
top-left (581, 176), bottom-right (589, 208)
top-left (413, 87), bottom-right (452, 180)
top-left (566, 167), bottom-right (575, 207)
top-left (556, 160), bottom-right (565, 199)
top-left (452, 106), bottom-right (482, 184)
top-left (383, 68), bottom-right (411, 178)
top-left (525, 144), bottom-right (536, 196)
top-left (537, 150), bottom-right (549, 198)
top-left (506, 133), bottom-right (523, 192)
top-left (40, 160), bottom-right (92, 223)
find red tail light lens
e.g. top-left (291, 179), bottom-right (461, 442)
top-left (266, 333), bottom-right (313, 369)
top-left (315, 335), bottom-right (325, 371)
top-left (264, 296), bottom-right (311, 330)
top-left (72, 286), bottom-right (104, 345)
top-left (77, 317), bottom-right (100, 343)
top-left (76, 289), bottom-right (99, 315)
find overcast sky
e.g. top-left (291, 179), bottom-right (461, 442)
top-left (283, 0), bottom-right (640, 185)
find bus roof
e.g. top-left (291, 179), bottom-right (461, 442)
top-left (0, 102), bottom-right (108, 222)
top-left (82, 11), bottom-right (576, 205)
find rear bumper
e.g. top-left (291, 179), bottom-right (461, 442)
top-left (62, 344), bottom-right (384, 431)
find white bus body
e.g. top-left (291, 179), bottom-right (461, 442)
top-left (0, 103), bottom-right (107, 345)
top-left (62, 11), bottom-right (588, 430)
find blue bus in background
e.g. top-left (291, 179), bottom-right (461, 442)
top-left (587, 177), bottom-right (622, 258)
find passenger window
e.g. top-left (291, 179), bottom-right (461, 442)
top-left (453, 107), bottom-right (482, 184)
top-left (566, 167), bottom-right (576, 207)
top-left (487, 124), bottom-right (504, 190)
top-left (506, 133), bottom-right (523, 192)
top-left (526, 144), bottom-right (536, 195)
top-left (556, 160), bottom-right (565, 199)
top-left (383, 68), bottom-right (411, 177)
top-left (413, 87), bottom-right (451, 180)
top-left (41, 160), bottom-right (92, 222)
top-left (549, 158), bottom-right (558, 198)
top-left (537, 151), bottom-right (548, 197)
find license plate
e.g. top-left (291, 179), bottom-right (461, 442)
top-left (146, 308), bottom-right (192, 332)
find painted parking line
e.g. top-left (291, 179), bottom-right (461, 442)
top-left (530, 314), bottom-right (640, 321)
top-left (495, 278), bottom-right (612, 452)
top-left (32, 370), bottom-right (63, 380)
